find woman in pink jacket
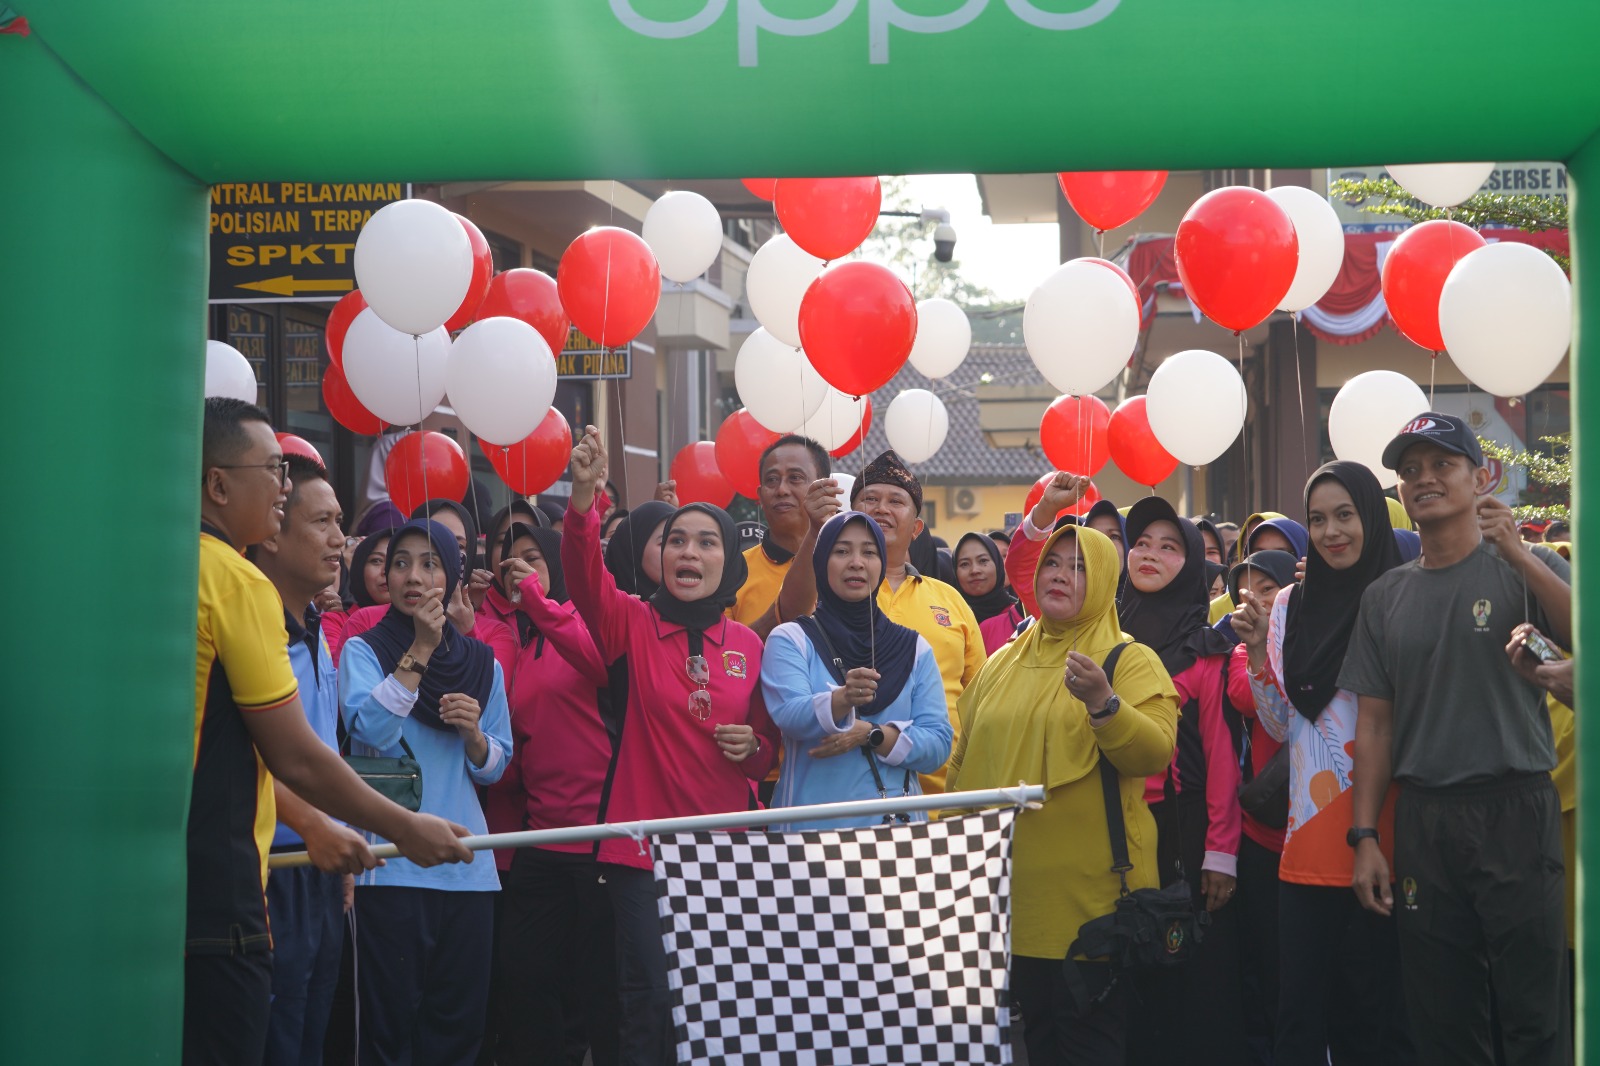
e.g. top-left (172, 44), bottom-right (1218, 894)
top-left (561, 426), bottom-right (778, 1066)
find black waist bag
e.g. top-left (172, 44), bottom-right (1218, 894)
top-left (1064, 643), bottom-right (1208, 1008)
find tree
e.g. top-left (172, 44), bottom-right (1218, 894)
top-left (1326, 176), bottom-right (1569, 270)
top-left (1478, 433), bottom-right (1570, 522)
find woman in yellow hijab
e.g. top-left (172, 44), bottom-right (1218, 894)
top-left (950, 523), bottom-right (1178, 1065)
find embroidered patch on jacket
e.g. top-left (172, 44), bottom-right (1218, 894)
top-left (931, 606), bottom-right (952, 627)
top-left (722, 650), bottom-right (747, 679)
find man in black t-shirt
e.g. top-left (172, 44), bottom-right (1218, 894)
top-left (1340, 413), bottom-right (1572, 1066)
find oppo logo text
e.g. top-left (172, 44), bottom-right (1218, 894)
top-left (609, 0), bottom-right (1122, 66)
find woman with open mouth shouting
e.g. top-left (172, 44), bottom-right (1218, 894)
top-left (560, 425), bottom-right (780, 1066)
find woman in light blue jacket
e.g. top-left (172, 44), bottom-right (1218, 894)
top-left (760, 511), bottom-right (952, 829)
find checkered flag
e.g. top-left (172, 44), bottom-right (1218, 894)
top-left (653, 807), bottom-right (1017, 1065)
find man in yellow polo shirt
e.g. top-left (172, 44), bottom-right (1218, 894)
top-left (190, 398), bottom-right (474, 1064)
top-left (729, 435), bottom-right (831, 638)
top-left (848, 451), bottom-right (985, 794)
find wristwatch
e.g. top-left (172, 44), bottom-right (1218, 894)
top-left (1089, 694), bottom-right (1121, 721)
top-left (1346, 827), bottom-right (1380, 848)
top-left (397, 652), bottom-right (429, 677)
top-left (867, 725), bottom-right (886, 750)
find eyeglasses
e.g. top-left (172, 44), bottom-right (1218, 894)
top-left (215, 458), bottom-right (290, 487)
top-left (686, 655), bottom-right (711, 721)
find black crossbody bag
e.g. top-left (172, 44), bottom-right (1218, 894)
top-left (341, 734), bottom-right (423, 812)
top-left (1063, 642), bottom-right (1209, 1008)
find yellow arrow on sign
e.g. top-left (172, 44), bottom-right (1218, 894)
top-left (237, 276), bottom-right (355, 297)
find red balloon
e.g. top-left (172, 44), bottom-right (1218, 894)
top-left (275, 432), bottom-right (325, 470)
top-left (1107, 396), bottom-right (1179, 487)
top-left (670, 441), bottom-right (734, 508)
top-left (830, 398), bottom-right (874, 459)
top-left (798, 262), bottom-right (916, 397)
top-left (1174, 187), bottom-right (1299, 332)
top-left (476, 268), bottom-right (571, 355)
top-left (742, 178), bottom-right (778, 201)
top-left (324, 289), bottom-right (367, 368)
top-left (774, 177), bottom-right (882, 261)
top-left (1039, 394), bottom-right (1111, 476)
top-left (1380, 220), bottom-right (1487, 352)
top-left (714, 410), bottom-right (781, 499)
top-left (1023, 473), bottom-right (1101, 521)
top-left (322, 363), bottom-right (385, 435)
top-left (557, 227), bottom-right (661, 347)
top-left (480, 407), bottom-right (572, 496)
top-left (443, 214), bottom-right (493, 334)
top-left (385, 431), bottom-right (469, 517)
top-left (1057, 171), bottom-right (1168, 232)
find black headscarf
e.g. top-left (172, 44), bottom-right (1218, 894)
top-left (953, 532), bottom-right (1019, 624)
top-left (348, 531), bottom-right (393, 609)
top-left (411, 498), bottom-right (480, 571)
top-left (908, 526), bottom-right (940, 577)
top-left (1119, 497), bottom-right (1234, 676)
top-left (486, 499), bottom-right (544, 557)
top-left (501, 521), bottom-right (567, 647)
top-left (797, 512), bottom-right (919, 717)
top-left (1283, 461), bottom-right (1400, 720)
top-left (359, 519), bottom-right (497, 731)
top-left (648, 503), bottom-right (748, 652)
top-left (1194, 517), bottom-right (1226, 564)
top-left (605, 500), bottom-right (674, 599)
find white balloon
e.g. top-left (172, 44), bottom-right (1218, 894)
top-left (204, 340), bottom-right (259, 402)
top-left (1384, 163), bottom-right (1495, 209)
top-left (1145, 350), bottom-right (1246, 466)
top-left (884, 389), bottom-right (950, 464)
top-left (799, 388), bottom-right (869, 451)
top-left (642, 191), bottom-right (724, 284)
top-left (907, 298), bottom-right (973, 378)
top-left (830, 472), bottom-right (856, 502)
top-left (342, 308), bottom-right (452, 426)
top-left (747, 234), bottom-right (825, 348)
top-left (353, 199), bottom-right (473, 336)
top-left (1440, 242), bottom-right (1572, 397)
top-left (1328, 371), bottom-right (1430, 488)
top-left (734, 328), bottom-right (829, 433)
top-left (445, 317), bottom-right (558, 445)
top-left (1023, 258), bottom-right (1140, 396)
top-left (1268, 186), bottom-right (1346, 313)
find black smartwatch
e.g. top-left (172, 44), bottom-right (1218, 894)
top-left (867, 725), bottom-right (886, 750)
top-left (1346, 827), bottom-right (1380, 848)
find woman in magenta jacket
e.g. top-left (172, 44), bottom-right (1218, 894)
top-left (561, 426), bottom-right (779, 1066)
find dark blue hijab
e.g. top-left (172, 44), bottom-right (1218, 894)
top-left (796, 512), bottom-right (919, 718)
top-left (1246, 516), bottom-right (1309, 560)
top-left (360, 519), bottom-right (497, 732)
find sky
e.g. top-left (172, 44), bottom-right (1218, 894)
top-left (898, 173), bottom-right (1061, 302)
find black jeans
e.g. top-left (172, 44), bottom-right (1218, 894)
top-left (1394, 774), bottom-right (1568, 1066)
top-left (606, 864), bottom-right (675, 1066)
top-left (1011, 955), bottom-right (1127, 1066)
top-left (1276, 880), bottom-right (1412, 1066)
top-left (1235, 835), bottom-right (1281, 1065)
top-left (496, 848), bottom-right (620, 1066)
top-left (182, 948), bottom-right (272, 1065)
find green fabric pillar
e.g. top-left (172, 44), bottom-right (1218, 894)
top-left (0, 34), bottom-right (207, 1061)
top-left (1571, 132), bottom-right (1599, 1062)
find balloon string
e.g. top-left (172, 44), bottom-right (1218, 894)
top-left (1097, 229), bottom-right (1105, 260)
top-left (1237, 332), bottom-right (1248, 517)
top-left (1291, 312), bottom-right (1309, 482)
top-left (1430, 352), bottom-right (1437, 407)
top-left (413, 333), bottom-right (429, 512)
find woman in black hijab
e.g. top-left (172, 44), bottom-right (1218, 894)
top-left (602, 499), bottom-right (674, 599)
top-left (1119, 496), bottom-right (1246, 1065)
top-left (1229, 461), bottom-right (1410, 1066)
top-left (560, 427), bottom-right (779, 1066)
top-left (954, 531), bottom-right (1024, 654)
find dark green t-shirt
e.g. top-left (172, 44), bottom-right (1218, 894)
top-left (1338, 542), bottom-right (1570, 787)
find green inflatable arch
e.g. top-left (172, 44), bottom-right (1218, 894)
top-left (5, 2), bottom-right (1599, 1058)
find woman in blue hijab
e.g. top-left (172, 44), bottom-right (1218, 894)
top-left (758, 511), bottom-right (953, 829)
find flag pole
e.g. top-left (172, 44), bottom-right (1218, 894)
top-left (269, 784), bottom-right (1046, 869)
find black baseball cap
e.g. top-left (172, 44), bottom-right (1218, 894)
top-left (1381, 412), bottom-right (1484, 471)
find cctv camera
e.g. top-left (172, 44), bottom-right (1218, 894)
top-left (933, 222), bottom-right (957, 263)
